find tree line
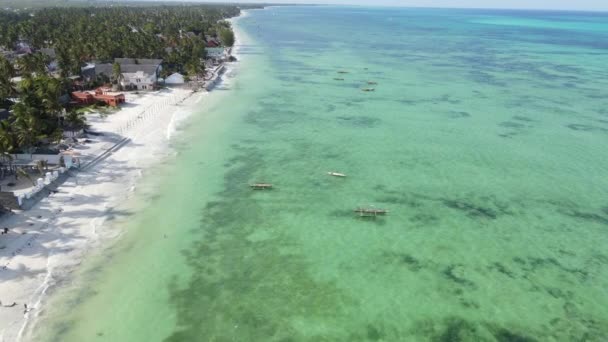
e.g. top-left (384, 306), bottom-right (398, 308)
top-left (0, 4), bottom-right (243, 161)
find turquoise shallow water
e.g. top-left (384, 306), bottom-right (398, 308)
top-left (33, 6), bottom-right (608, 341)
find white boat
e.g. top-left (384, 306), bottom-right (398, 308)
top-left (327, 172), bottom-right (346, 177)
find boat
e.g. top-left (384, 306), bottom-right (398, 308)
top-left (367, 81), bottom-right (378, 85)
top-left (337, 70), bottom-right (349, 74)
top-left (327, 172), bottom-right (346, 177)
top-left (333, 78), bottom-right (345, 81)
top-left (354, 207), bottom-right (389, 217)
top-left (362, 88), bottom-right (375, 92)
top-left (250, 183), bottom-right (273, 190)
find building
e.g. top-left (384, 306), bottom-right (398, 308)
top-left (95, 58), bottom-right (163, 91)
top-left (15, 41), bottom-right (32, 55)
top-left (80, 63), bottom-right (96, 84)
top-left (205, 36), bottom-right (221, 48)
top-left (39, 48), bottom-right (58, 72)
top-left (206, 48), bottom-right (226, 61)
top-left (71, 88), bottom-right (125, 107)
top-left (121, 69), bottom-right (159, 90)
top-left (165, 72), bottom-right (185, 85)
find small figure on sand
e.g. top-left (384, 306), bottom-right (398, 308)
top-left (1, 227), bottom-right (8, 235)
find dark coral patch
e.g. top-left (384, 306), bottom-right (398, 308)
top-left (336, 115), bottom-right (381, 128)
top-left (447, 111), bottom-right (471, 118)
top-left (566, 124), bottom-right (608, 132)
top-left (559, 209), bottom-right (608, 226)
top-left (499, 121), bottom-right (526, 129)
top-left (435, 317), bottom-right (479, 341)
top-left (441, 199), bottom-right (498, 219)
top-left (512, 115), bottom-right (535, 122)
top-left (367, 324), bottom-right (384, 341)
top-left (488, 262), bottom-right (516, 278)
top-left (488, 325), bottom-right (538, 342)
top-left (382, 251), bottom-right (424, 272)
top-left (442, 264), bottom-right (476, 288)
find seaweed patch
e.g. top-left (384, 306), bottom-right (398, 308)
top-left (499, 121), bottom-right (526, 129)
top-left (566, 124), bottom-right (608, 132)
top-left (487, 262), bottom-right (516, 278)
top-left (442, 264), bottom-right (476, 288)
top-left (382, 251), bottom-right (425, 272)
top-left (441, 199), bottom-right (498, 219)
top-left (559, 209), bottom-right (608, 226)
top-left (512, 115), bottom-right (535, 122)
top-left (486, 324), bottom-right (538, 342)
top-left (336, 115), bottom-right (381, 128)
top-left (447, 110), bottom-right (471, 118)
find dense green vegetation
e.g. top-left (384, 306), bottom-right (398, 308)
top-left (0, 5), bottom-right (239, 75)
top-left (0, 2), bottom-right (246, 161)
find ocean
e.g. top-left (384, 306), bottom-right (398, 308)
top-left (31, 6), bottom-right (608, 341)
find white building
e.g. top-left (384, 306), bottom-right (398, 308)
top-left (95, 58), bottom-right (163, 91)
top-left (122, 70), bottom-right (157, 90)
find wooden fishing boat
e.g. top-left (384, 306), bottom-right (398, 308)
top-left (361, 88), bottom-right (375, 92)
top-left (333, 78), bottom-right (345, 81)
top-left (250, 183), bottom-right (273, 190)
top-left (354, 207), bottom-right (389, 216)
top-left (367, 81), bottom-right (378, 85)
top-left (327, 172), bottom-right (346, 177)
top-left (337, 70), bottom-right (349, 74)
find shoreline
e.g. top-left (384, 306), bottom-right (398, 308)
top-left (0, 15), bottom-right (243, 338)
top-left (0, 88), bottom-right (202, 342)
top-left (12, 5), bottom-right (288, 340)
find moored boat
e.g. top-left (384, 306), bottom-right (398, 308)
top-left (250, 183), bottom-right (273, 190)
top-left (354, 207), bottom-right (389, 216)
top-left (327, 172), bottom-right (346, 177)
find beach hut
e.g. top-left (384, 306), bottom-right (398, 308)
top-left (165, 73), bottom-right (185, 86)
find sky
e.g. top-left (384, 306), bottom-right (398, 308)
top-left (167, 0), bottom-right (608, 11)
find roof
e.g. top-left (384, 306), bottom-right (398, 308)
top-left (95, 61), bottom-right (160, 78)
top-left (81, 66), bottom-right (96, 79)
top-left (114, 58), bottom-right (162, 67)
top-left (165, 73), bottom-right (185, 84)
top-left (121, 65), bottom-right (159, 75)
top-left (97, 93), bottom-right (125, 99)
top-left (95, 64), bottom-right (113, 77)
top-left (72, 91), bottom-right (94, 99)
top-left (206, 48), bottom-right (225, 57)
top-left (40, 48), bottom-right (56, 59)
top-left (0, 108), bottom-right (9, 121)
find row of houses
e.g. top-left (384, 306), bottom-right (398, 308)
top-left (71, 87), bottom-right (126, 107)
top-left (93, 58), bottom-right (163, 91)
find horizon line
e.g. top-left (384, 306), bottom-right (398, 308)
top-left (266, 3), bottom-right (608, 13)
top-left (127, 1), bottom-right (608, 13)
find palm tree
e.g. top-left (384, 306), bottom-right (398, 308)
top-left (112, 62), bottom-right (123, 89)
top-left (12, 103), bottom-right (45, 156)
top-left (0, 120), bottom-right (16, 173)
top-left (34, 76), bottom-right (63, 126)
top-left (64, 109), bottom-right (86, 137)
top-left (0, 55), bottom-right (15, 106)
top-left (16, 53), bottom-right (48, 76)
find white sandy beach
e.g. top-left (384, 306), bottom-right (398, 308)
top-left (0, 87), bottom-right (205, 342)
